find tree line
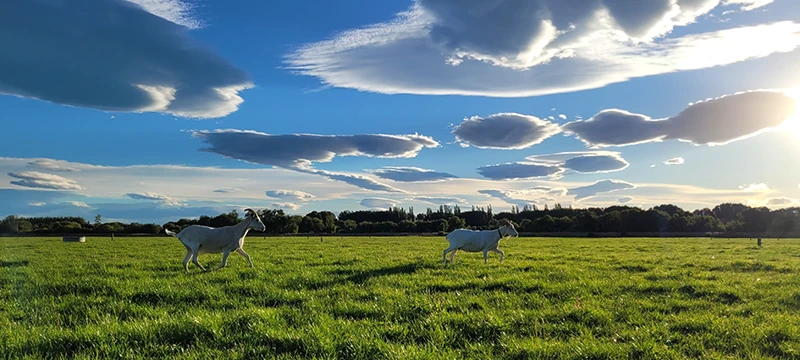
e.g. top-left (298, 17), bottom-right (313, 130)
top-left (2, 203), bottom-right (799, 236)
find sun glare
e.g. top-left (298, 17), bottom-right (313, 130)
top-left (784, 87), bottom-right (800, 138)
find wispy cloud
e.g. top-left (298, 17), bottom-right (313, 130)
top-left (360, 198), bottom-right (400, 209)
top-left (66, 201), bottom-right (92, 208)
top-left (126, 192), bottom-right (182, 206)
top-left (739, 183), bottom-right (770, 192)
top-left (266, 190), bottom-right (316, 203)
top-left (664, 157), bottom-right (685, 165)
top-left (568, 180), bottom-right (636, 200)
top-left (411, 196), bottom-right (468, 205)
top-left (0, 0), bottom-right (251, 118)
top-left (8, 171), bottom-right (84, 191)
top-left (370, 166), bottom-right (457, 182)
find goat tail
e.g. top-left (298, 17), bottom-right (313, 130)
top-left (164, 228), bottom-right (178, 237)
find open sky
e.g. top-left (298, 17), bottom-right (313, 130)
top-left (2, 0), bottom-right (800, 223)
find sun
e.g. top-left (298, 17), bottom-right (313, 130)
top-left (784, 88), bottom-right (800, 137)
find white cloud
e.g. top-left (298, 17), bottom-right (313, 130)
top-left (127, 0), bottom-right (203, 29)
top-left (66, 201), bottom-right (91, 208)
top-left (0, 0), bottom-right (251, 118)
top-left (370, 166), bottom-right (457, 182)
top-left (618, 196), bottom-right (634, 204)
top-left (28, 202), bottom-right (46, 207)
top-left (286, 0), bottom-right (800, 97)
top-left (664, 157), bottom-right (685, 165)
top-left (764, 197), bottom-right (798, 208)
top-left (452, 113), bottom-right (561, 149)
top-left (739, 183), bottom-right (770, 192)
top-left (266, 190), bottom-right (316, 203)
top-left (26, 159), bottom-right (80, 172)
top-left (568, 180), bottom-right (636, 200)
top-left (559, 114), bottom-right (567, 120)
top-left (477, 151), bottom-right (629, 180)
top-left (8, 171), bottom-right (84, 191)
top-left (360, 198), bottom-right (400, 209)
top-left (723, 0), bottom-right (773, 11)
top-left (563, 90), bottom-right (797, 147)
top-left (125, 192), bottom-right (182, 206)
top-left (213, 188), bottom-right (243, 194)
top-left (271, 202), bottom-right (301, 211)
top-left (193, 129), bottom-right (438, 167)
top-left (192, 129), bottom-right (438, 192)
top-left (477, 162), bottom-right (565, 181)
top-left (411, 196), bottom-right (468, 205)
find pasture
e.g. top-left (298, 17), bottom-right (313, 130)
top-left (1, 236), bottom-right (799, 359)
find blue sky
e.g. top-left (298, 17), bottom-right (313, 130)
top-left (2, 0), bottom-right (800, 223)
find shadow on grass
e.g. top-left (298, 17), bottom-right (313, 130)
top-left (0, 260), bottom-right (29, 268)
top-left (330, 262), bottom-right (433, 284)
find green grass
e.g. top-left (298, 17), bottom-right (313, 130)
top-left (1, 236), bottom-right (799, 359)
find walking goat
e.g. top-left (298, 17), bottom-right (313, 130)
top-left (165, 208), bottom-right (266, 272)
top-left (442, 219), bottom-right (519, 264)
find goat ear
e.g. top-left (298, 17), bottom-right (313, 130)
top-left (244, 208), bottom-right (255, 218)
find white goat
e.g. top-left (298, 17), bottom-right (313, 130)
top-left (442, 219), bottom-right (519, 264)
top-left (165, 208), bottom-right (266, 272)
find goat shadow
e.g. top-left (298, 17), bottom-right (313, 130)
top-left (0, 260), bottom-right (29, 268)
top-left (329, 261), bottom-right (434, 284)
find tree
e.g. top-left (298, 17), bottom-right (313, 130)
top-left (94, 214), bottom-right (103, 226)
top-left (0, 216), bottom-right (20, 234)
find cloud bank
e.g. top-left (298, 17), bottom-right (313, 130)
top-left (563, 91), bottom-right (798, 147)
top-left (0, 0), bottom-right (251, 118)
top-left (286, 0), bottom-right (798, 97)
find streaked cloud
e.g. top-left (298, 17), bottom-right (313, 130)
top-left (360, 198), bottom-right (400, 209)
top-left (739, 183), bottom-right (770, 192)
top-left (618, 197), bottom-right (634, 204)
top-left (271, 202), bottom-right (301, 211)
top-left (370, 166), bottom-right (457, 182)
top-left (213, 188), bottom-right (243, 194)
top-left (568, 180), bottom-right (636, 200)
top-left (125, 192), bottom-right (182, 206)
top-left (66, 201), bottom-right (92, 208)
top-left (477, 151), bottom-right (629, 180)
top-left (411, 196), bottom-right (468, 205)
top-left (8, 171), bottom-right (84, 191)
top-left (563, 91), bottom-right (797, 147)
top-left (664, 157), bottom-right (686, 165)
top-left (0, 0), bottom-right (251, 118)
top-left (266, 190), bottom-right (316, 203)
top-left (723, 0), bottom-right (773, 11)
top-left (452, 113), bottom-right (561, 149)
top-left (26, 159), bottom-right (80, 172)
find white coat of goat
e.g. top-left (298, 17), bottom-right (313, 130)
top-left (442, 220), bottom-right (519, 264)
top-left (165, 208), bottom-right (266, 272)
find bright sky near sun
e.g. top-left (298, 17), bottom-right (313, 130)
top-left (1, 0), bottom-right (800, 223)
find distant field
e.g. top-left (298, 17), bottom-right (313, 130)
top-left (1, 236), bottom-right (799, 359)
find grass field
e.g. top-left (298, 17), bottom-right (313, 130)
top-left (1, 236), bottom-right (799, 359)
